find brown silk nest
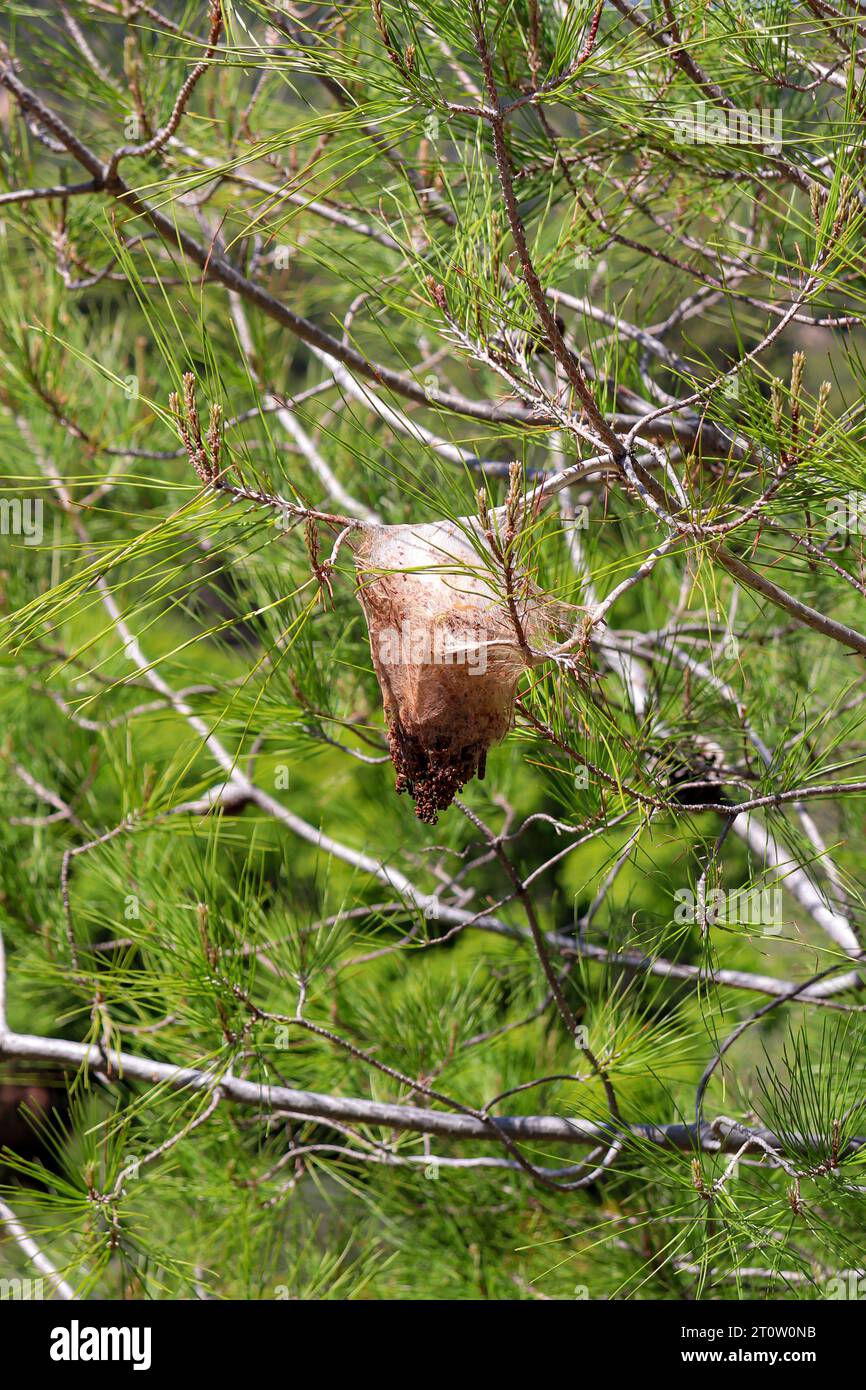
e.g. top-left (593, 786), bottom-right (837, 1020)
top-left (352, 519), bottom-right (553, 823)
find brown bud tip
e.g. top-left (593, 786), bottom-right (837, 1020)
top-left (425, 276), bottom-right (448, 312)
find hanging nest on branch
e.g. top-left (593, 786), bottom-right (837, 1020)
top-left (169, 377), bottom-right (564, 824)
top-left (351, 514), bottom-right (556, 823)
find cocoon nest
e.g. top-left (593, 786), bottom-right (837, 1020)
top-left (352, 518), bottom-right (553, 823)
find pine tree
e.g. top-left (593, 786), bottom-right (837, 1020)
top-left (0, 0), bottom-right (865, 1300)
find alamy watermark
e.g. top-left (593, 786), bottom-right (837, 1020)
top-left (49, 1320), bottom-right (151, 1371)
top-left (672, 100), bottom-right (783, 153)
top-left (377, 620), bottom-right (490, 675)
top-left (0, 1276), bottom-right (44, 1300)
top-left (825, 1271), bottom-right (866, 1299)
top-left (674, 885), bottom-right (783, 934)
top-left (0, 497), bottom-right (43, 545)
top-left (826, 493), bottom-right (866, 537)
